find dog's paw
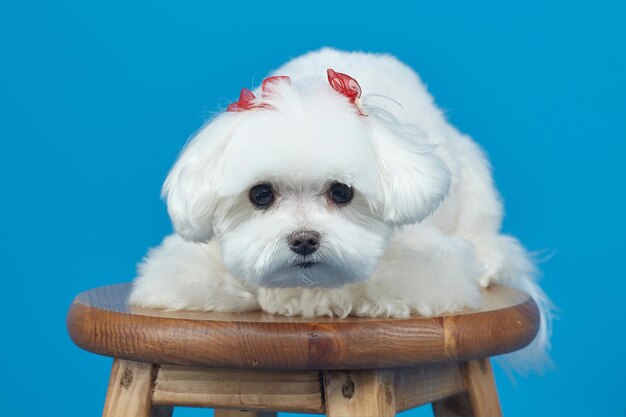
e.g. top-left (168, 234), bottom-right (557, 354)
top-left (353, 298), bottom-right (412, 318)
top-left (353, 293), bottom-right (478, 318)
top-left (258, 287), bottom-right (357, 318)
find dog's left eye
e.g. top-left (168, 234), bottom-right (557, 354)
top-left (249, 184), bottom-right (274, 208)
top-left (328, 182), bottom-right (354, 205)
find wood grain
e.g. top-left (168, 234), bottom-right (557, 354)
top-left (432, 359), bottom-right (502, 417)
top-left (67, 283), bottom-right (539, 370)
top-left (152, 366), bottom-right (324, 413)
top-left (324, 369), bottom-right (396, 417)
top-left (102, 359), bottom-right (157, 417)
top-left (463, 359), bottom-right (502, 416)
top-left (394, 363), bottom-right (466, 412)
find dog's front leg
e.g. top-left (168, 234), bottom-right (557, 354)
top-left (355, 226), bottom-right (484, 318)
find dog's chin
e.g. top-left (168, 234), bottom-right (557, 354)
top-left (255, 261), bottom-right (367, 289)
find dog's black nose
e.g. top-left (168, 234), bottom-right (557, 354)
top-left (289, 230), bottom-right (321, 256)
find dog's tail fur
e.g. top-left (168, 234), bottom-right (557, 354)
top-left (493, 235), bottom-right (555, 374)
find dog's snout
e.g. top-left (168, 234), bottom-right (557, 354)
top-left (289, 230), bottom-right (321, 256)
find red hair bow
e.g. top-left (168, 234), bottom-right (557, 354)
top-left (227, 71), bottom-right (365, 116)
top-left (327, 68), bottom-right (365, 115)
top-left (227, 76), bottom-right (291, 112)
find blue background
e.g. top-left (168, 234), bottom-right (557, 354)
top-left (1, 1), bottom-right (624, 416)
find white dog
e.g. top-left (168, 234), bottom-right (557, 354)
top-left (130, 48), bottom-right (552, 370)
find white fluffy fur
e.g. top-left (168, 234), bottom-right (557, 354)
top-left (130, 48), bottom-right (553, 371)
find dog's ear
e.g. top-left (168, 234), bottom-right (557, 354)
top-left (162, 115), bottom-right (235, 242)
top-left (371, 124), bottom-right (451, 225)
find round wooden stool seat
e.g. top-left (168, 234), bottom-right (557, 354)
top-left (67, 283), bottom-right (539, 370)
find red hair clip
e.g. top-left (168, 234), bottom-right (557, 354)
top-left (227, 76), bottom-right (291, 112)
top-left (327, 68), bottom-right (366, 115)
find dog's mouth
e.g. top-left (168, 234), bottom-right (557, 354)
top-left (295, 261), bottom-right (319, 269)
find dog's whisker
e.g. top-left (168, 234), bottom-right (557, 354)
top-left (363, 93), bottom-right (404, 109)
top-left (297, 270), bottom-right (320, 287)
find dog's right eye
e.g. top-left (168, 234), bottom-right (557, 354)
top-left (249, 184), bottom-right (274, 208)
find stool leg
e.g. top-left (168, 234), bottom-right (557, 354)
top-left (323, 369), bottom-right (396, 417)
top-left (102, 359), bottom-right (169, 417)
top-left (214, 411), bottom-right (277, 417)
top-left (432, 359), bottom-right (502, 417)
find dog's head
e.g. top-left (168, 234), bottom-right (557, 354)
top-left (163, 72), bottom-right (450, 288)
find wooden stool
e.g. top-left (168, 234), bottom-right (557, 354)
top-left (67, 284), bottom-right (538, 417)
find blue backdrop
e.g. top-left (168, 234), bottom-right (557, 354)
top-left (1, 1), bottom-right (624, 416)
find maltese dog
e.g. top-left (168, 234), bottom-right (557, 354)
top-left (130, 48), bottom-right (552, 368)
